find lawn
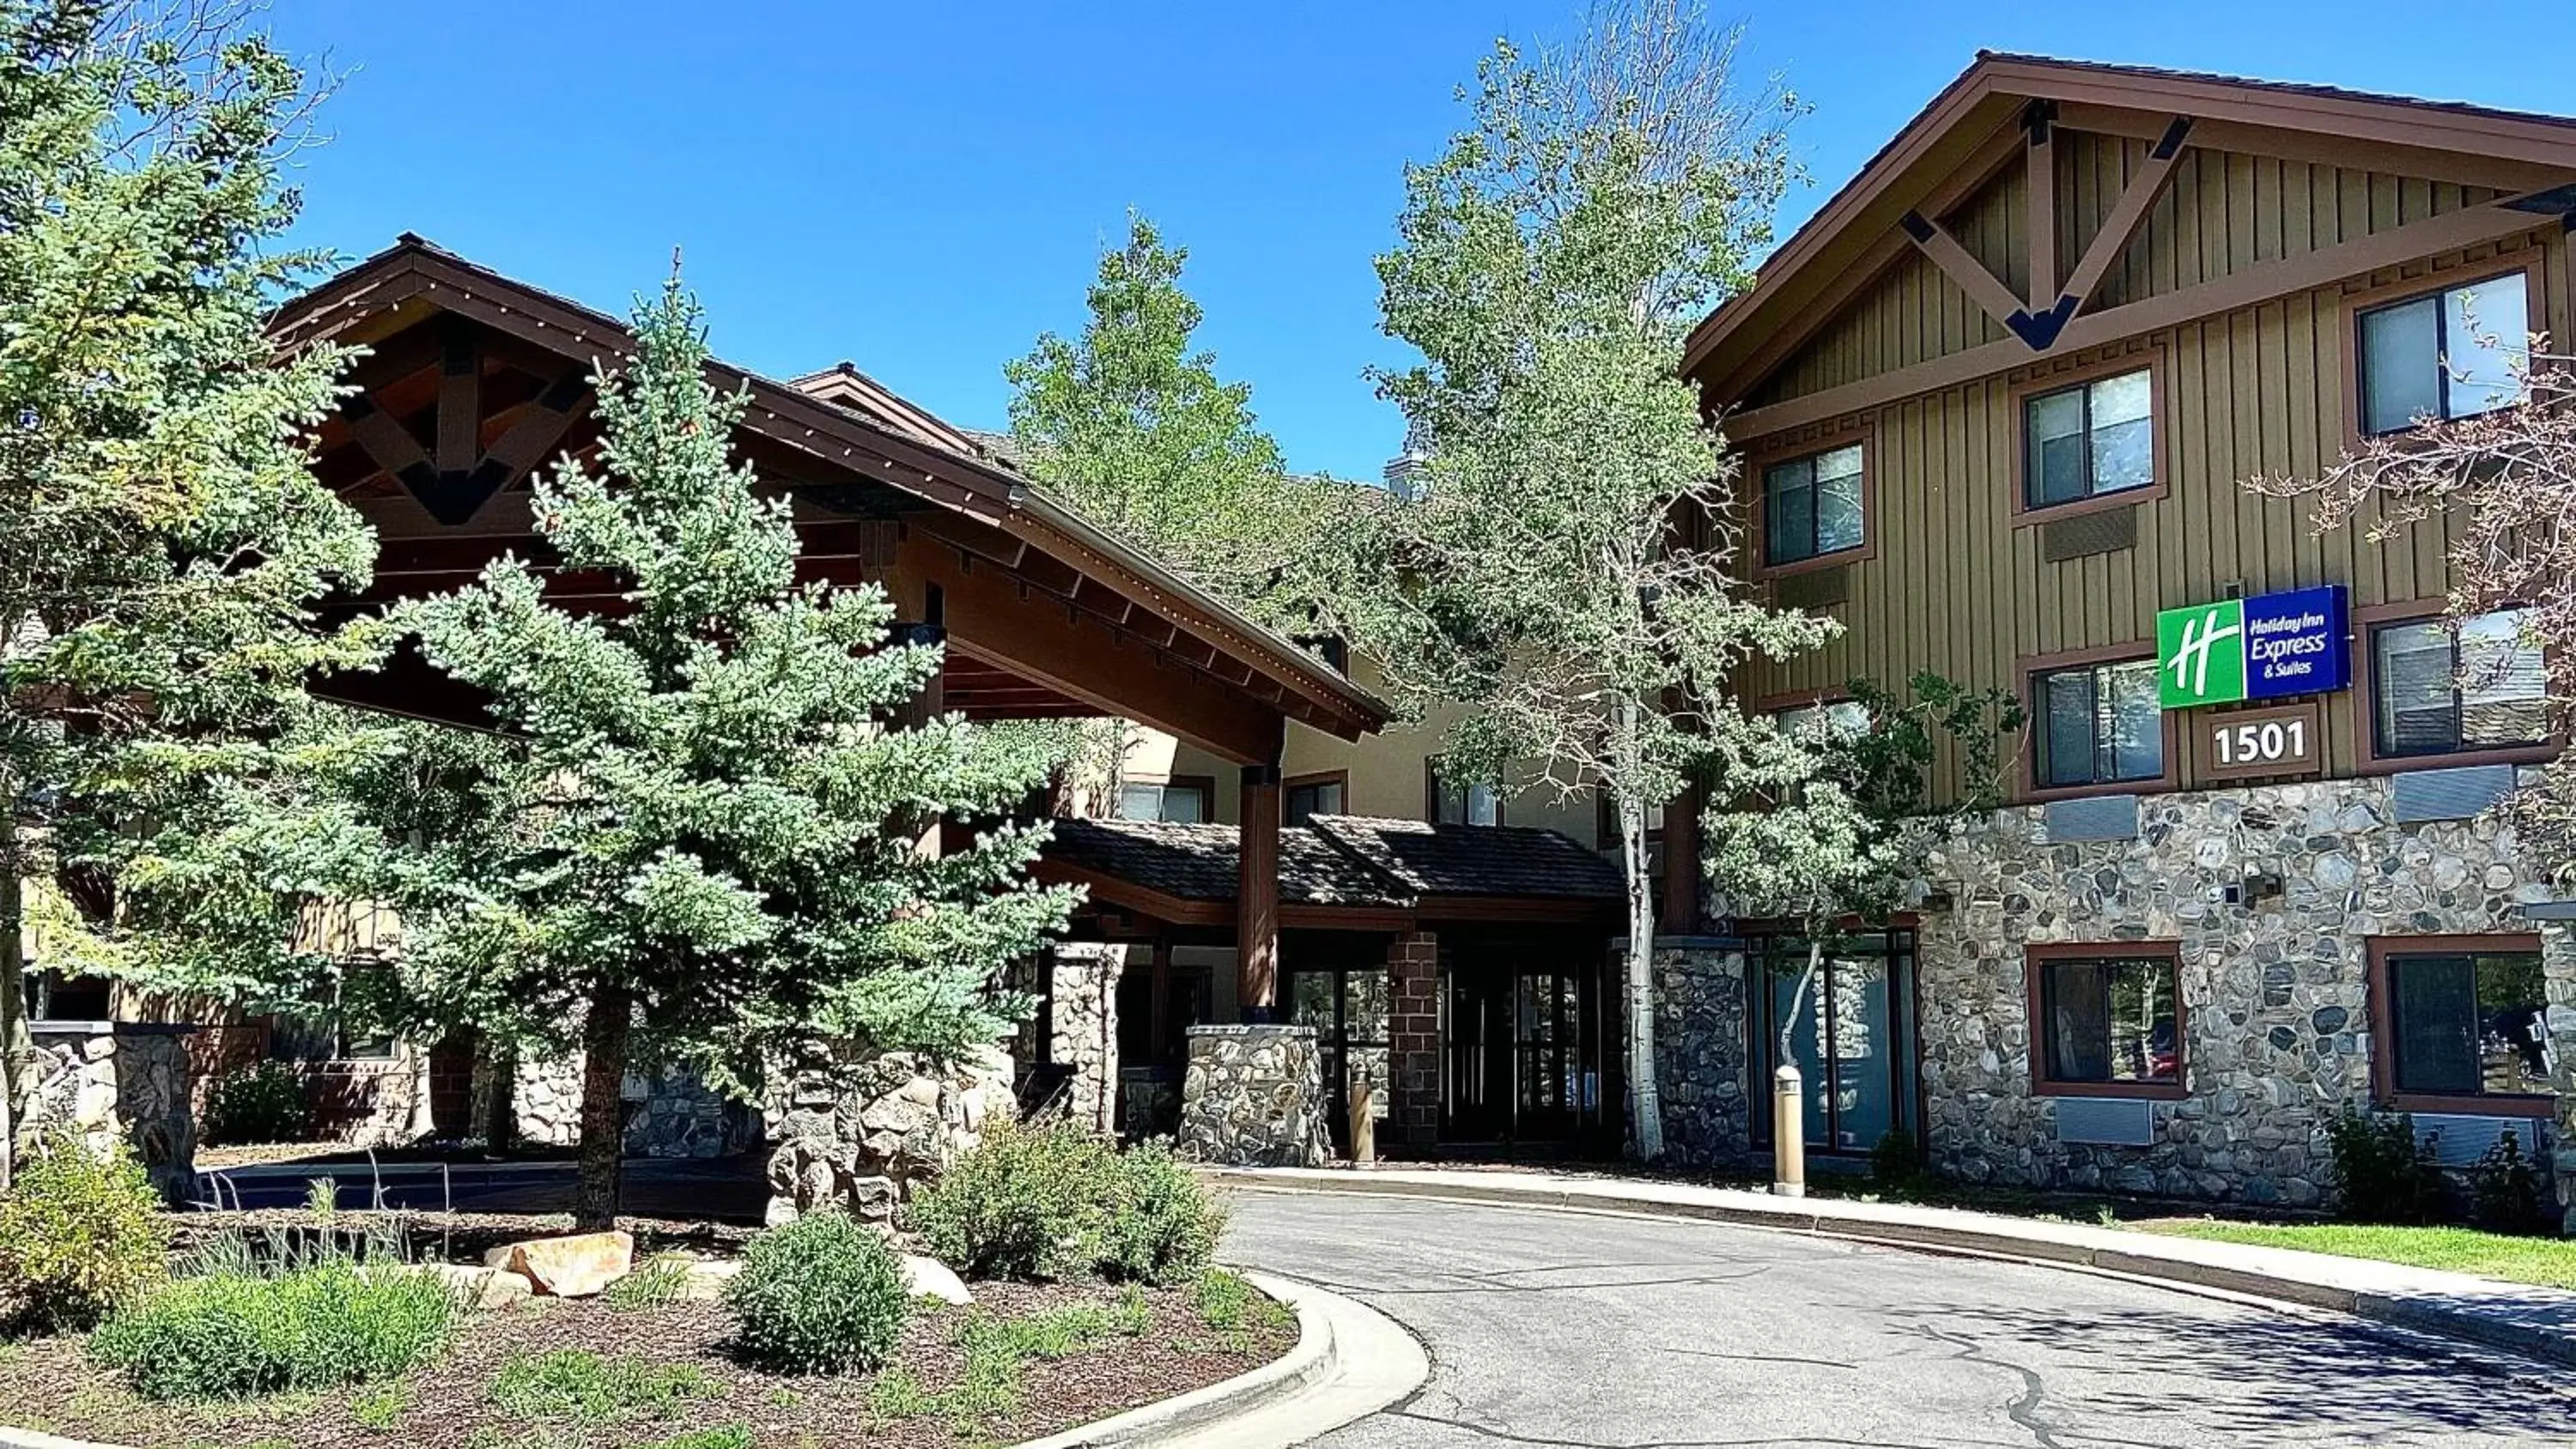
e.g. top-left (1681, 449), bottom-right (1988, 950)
top-left (2135, 1220), bottom-right (2576, 1291)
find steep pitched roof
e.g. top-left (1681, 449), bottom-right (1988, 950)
top-left (1685, 52), bottom-right (2576, 397)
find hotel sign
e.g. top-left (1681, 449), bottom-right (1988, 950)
top-left (2155, 585), bottom-right (2349, 710)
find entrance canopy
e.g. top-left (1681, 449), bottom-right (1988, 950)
top-left (269, 235), bottom-right (1387, 766)
top-left (1036, 815), bottom-right (1624, 936)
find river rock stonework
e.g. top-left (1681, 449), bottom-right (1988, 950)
top-left (1177, 1024), bottom-right (1331, 1167)
top-left (1652, 940), bottom-right (1752, 1168)
top-left (23, 1023), bottom-right (196, 1203)
top-left (1917, 777), bottom-right (2575, 1209)
top-left (1046, 943), bottom-right (1123, 1133)
top-left (762, 1049), bottom-right (1014, 1228)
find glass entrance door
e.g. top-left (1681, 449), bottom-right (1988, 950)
top-left (1285, 958), bottom-right (1388, 1154)
top-left (1752, 931), bottom-right (1919, 1155)
top-left (1443, 949), bottom-right (1603, 1146)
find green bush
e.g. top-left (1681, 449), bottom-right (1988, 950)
top-left (2324, 1108), bottom-right (2449, 1225)
top-left (724, 1211), bottom-right (910, 1373)
top-left (1098, 1141), bottom-right (1226, 1286)
top-left (0, 1135), bottom-right (170, 1333)
top-left (204, 1061), bottom-right (313, 1146)
top-left (907, 1119), bottom-right (1115, 1282)
top-left (88, 1258), bottom-right (455, 1399)
top-left (605, 1252), bottom-right (693, 1311)
top-left (2467, 1131), bottom-right (2548, 1233)
top-left (489, 1349), bottom-right (720, 1423)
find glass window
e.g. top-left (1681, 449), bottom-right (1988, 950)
top-left (2384, 949), bottom-right (2549, 1099)
top-left (2038, 955), bottom-right (2180, 1088)
top-left (1775, 700), bottom-right (1871, 737)
top-left (2033, 658), bottom-right (2163, 789)
top-left (1285, 776), bottom-right (1346, 827)
top-left (2024, 368), bottom-right (2154, 508)
top-left (1118, 781), bottom-right (1208, 823)
top-left (1761, 444), bottom-right (1863, 566)
top-left (23, 970), bottom-right (111, 1022)
top-left (2371, 609), bottom-right (2548, 758)
top-left (1430, 767), bottom-right (1500, 827)
top-left (2359, 272), bottom-right (2530, 435)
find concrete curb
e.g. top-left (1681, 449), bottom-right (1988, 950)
top-left (0, 1273), bottom-right (1426, 1449)
top-left (1007, 1270), bottom-right (1424, 1447)
top-left (1206, 1167), bottom-right (2576, 1371)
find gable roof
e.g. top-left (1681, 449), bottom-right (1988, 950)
top-left (269, 234), bottom-right (1387, 742)
top-left (1685, 52), bottom-right (2576, 398)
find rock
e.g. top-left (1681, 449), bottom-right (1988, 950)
top-left (902, 1254), bottom-right (973, 1307)
top-left (681, 1258), bottom-right (742, 1302)
top-left (417, 1263), bottom-right (533, 1310)
top-left (487, 1230), bottom-right (635, 1298)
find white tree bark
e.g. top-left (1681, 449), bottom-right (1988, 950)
top-left (1617, 698), bottom-right (1663, 1163)
top-left (0, 846), bottom-right (28, 1192)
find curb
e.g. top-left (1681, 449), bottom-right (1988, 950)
top-left (1208, 1168), bottom-right (2576, 1372)
top-left (0, 1273), bottom-right (1425, 1449)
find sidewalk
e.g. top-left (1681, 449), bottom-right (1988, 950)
top-left (1202, 1164), bottom-right (2576, 1369)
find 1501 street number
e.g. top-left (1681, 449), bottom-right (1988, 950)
top-left (2198, 702), bottom-right (2324, 780)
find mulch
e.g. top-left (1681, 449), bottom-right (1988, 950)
top-left (0, 1278), bottom-right (1291, 1449)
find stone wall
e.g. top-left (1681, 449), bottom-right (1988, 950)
top-left (511, 1055), bottom-right (761, 1159)
top-left (22, 1023), bottom-right (196, 1203)
top-left (1652, 940), bottom-right (1751, 1169)
top-left (1916, 777), bottom-right (2573, 1208)
top-left (1046, 943), bottom-right (1123, 1133)
top-left (762, 1048), bottom-right (1015, 1228)
top-left (1177, 1023), bottom-right (1332, 1167)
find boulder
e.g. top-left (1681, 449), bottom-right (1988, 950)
top-left (483, 1230), bottom-right (635, 1298)
top-left (902, 1254), bottom-right (973, 1307)
top-left (416, 1262), bottom-right (534, 1310)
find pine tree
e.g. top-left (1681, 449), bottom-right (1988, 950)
top-left (383, 275), bottom-right (1072, 1227)
top-left (0, 0), bottom-right (374, 1185)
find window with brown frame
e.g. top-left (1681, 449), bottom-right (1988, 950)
top-left (2028, 945), bottom-right (2182, 1098)
top-left (1284, 771), bottom-right (1346, 827)
top-left (2356, 270), bottom-right (2532, 437)
top-left (1118, 776), bottom-right (1213, 824)
top-left (2023, 367), bottom-right (2154, 510)
top-left (1760, 442), bottom-right (1865, 567)
top-left (2032, 658), bottom-right (2162, 790)
top-left (1427, 761), bottom-right (1500, 827)
top-left (2368, 607), bottom-right (2549, 761)
top-left (2369, 936), bottom-right (2551, 1114)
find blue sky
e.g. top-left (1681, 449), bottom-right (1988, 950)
top-left (266, 2), bottom-right (2573, 482)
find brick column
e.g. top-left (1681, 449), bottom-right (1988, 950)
top-left (1388, 931), bottom-right (1442, 1152)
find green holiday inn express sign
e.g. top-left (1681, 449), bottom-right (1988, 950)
top-left (2154, 585), bottom-right (2350, 709)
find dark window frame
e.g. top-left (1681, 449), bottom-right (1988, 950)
top-left (2366, 934), bottom-right (2553, 1118)
top-left (1758, 440), bottom-right (1868, 569)
top-left (2364, 608), bottom-right (2549, 762)
top-left (2352, 264), bottom-right (2539, 440)
top-left (2024, 943), bottom-right (2187, 1100)
top-left (1284, 770), bottom-right (1349, 828)
top-left (1425, 761), bottom-right (1504, 828)
top-left (1120, 774), bottom-right (1216, 825)
top-left (2026, 652), bottom-right (2171, 796)
top-left (2019, 366), bottom-right (2157, 512)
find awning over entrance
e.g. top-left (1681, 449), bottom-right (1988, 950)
top-left (1036, 814), bottom-right (1624, 933)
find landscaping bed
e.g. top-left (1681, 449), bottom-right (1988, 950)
top-left (0, 1270), bottom-right (1291, 1449)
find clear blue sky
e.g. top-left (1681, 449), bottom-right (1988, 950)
top-left (266, 1), bottom-right (2573, 482)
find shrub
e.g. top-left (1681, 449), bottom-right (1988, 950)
top-left (0, 1135), bottom-right (170, 1333)
top-left (1870, 1128), bottom-right (1928, 1190)
top-left (2467, 1131), bottom-right (2549, 1233)
top-left (724, 1211), bottom-right (910, 1373)
top-left (1098, 1141), bottom-right (1226, 1286)
top-left (204, 1061), bottom-right (312, 1146)
top-left (88, 1258), bottom-right (455, 1399)
top-left (605, 1252), bottom-right (694, 1311)
top-left (2324, 1108), bottom-right (2448, 1225)
top-left (907, 1119), bottom-right (1115, 1282)
top-left (489, 1349), bottom-right (721, 1423)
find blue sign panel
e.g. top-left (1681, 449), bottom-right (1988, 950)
top-left (2241, 585), bottom-right (2349, 700)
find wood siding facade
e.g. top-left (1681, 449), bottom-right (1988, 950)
top-left (1712, 133), bottom-right (2574, 802)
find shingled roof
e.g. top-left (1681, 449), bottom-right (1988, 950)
top-left (1042, 814), bottom-right (1623, 912)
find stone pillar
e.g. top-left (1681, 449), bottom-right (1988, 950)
top-left (1388, 931), bottom-right (1442, 1152)
top-left (23, 1023), bottom-right (196, 1203)
top-left (763, 1048), bottom-right (1014, 1228)
top-left (1177, 1024), bottom-right (1331, 1167)
top-left (1046, 943), bottom-right (1124, 1133)
top-left (1652, 939), bottom-right (1750, 1168)
top-left (2543, 922), bottom-right (2576, 1235)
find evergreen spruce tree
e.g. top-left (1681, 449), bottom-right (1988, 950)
top-left (386, 275), bottom-right (1072, 1227)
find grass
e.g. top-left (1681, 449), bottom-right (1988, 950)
top-left (603, 1254), bottom-right (694, 1312)
top-left (864, 1296), bottom-right (1153, 1442)
top-left (487, 1349), bottom-right (724, 1426)
top-left (2136, 1220), bottom-right (2576, 1290)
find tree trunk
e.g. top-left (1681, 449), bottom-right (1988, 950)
top-left (0, 855), bottom-right (27, 1193)
top-left (570, 986), bottom-right (632, 1231)
top-left (1616, 701), bottom-right (1664, 1161)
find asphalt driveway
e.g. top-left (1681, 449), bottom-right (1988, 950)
top-left (1222, 1189), bottom-right (2576, 1448)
